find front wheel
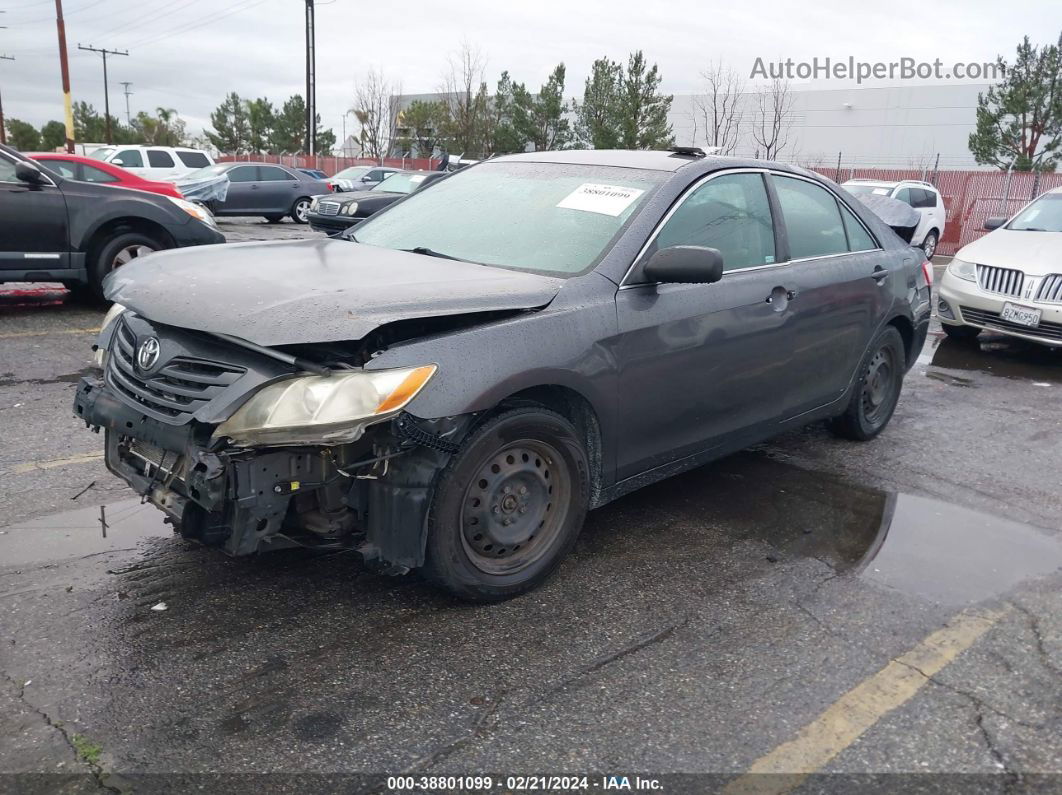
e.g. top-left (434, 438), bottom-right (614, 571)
top-left (422, 407), bottom-right (590, 602)
top-left (830, 326), bottom-right (906, 441)
top-left (89, 232), bottom-right (161, 299)
top-left (290, 197), bottom-right (311, 224)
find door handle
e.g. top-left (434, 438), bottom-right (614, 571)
top-left (872, 267), bottom-right (889, 282)
top-left (765, 287), bottom-right (797, 305)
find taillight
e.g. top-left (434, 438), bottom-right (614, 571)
top-left (921, 259), bottom-right (933, 286)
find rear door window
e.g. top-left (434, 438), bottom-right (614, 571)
top-left (893, 187), bottom-right (913, 206)
top-left (259, 166), bottom-right (296, 181)
top-left (650, 172), bottom-right (776, 271)
top-left (147, 150), bottom-right (175, 168)
top-left (773, 175), bottom-right (849, 259)
top-left (41, 159), bottom-right (78, 179)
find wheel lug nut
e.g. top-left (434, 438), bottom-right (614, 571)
top-left (492, 506), bottom-right (500, 514)
top-left (503, 486), bottom-right (512, 494)
top-left (519, 507), bottom-right (527, 514)
top-left (519, 486), bottom-right (527, 495)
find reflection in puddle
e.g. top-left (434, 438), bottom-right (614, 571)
top-left (3, 453), bottom-right (1061, 607)
top-left (924, 333), bottom-right (1062, 385)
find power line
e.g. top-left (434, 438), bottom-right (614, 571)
top-left (77, 44), bottom-right (129, 143)
top-left (124, 0), bottom-right (270, 49)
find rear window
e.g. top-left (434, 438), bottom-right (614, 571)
top-left (176, 151), bottom-right (211, 168)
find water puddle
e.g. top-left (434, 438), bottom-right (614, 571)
top-left (921, 332), bottom-right (1062, 385)
top-left (3, 453), bottom-right (1061, 607)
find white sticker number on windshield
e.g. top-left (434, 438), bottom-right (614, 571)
top-left (557, 183), bottom-right (645, 217)
top-left (408, 175), bottom-right (427, 183)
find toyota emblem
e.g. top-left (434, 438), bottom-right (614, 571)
top-left (137, 337), bottom-right (161, 370)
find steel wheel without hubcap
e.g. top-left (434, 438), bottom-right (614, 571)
top-left (460, 441), bottom-right (571, 575)
top-left (112, 244), bottom-right (154, 268)
top-left (860, 346), bottom-right (898, 428)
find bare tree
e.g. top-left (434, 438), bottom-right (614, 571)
top-left (439, 41), bottom-right (491, 157)
top-left (751, 78), bottom-right (794, 160)
top-left (692, 61), bottom-right (743, 154)
top-left (353, 68), bottom-right (402, 163)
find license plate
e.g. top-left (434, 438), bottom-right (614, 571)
top-left (1000, 302), bottom-right (1041, 328)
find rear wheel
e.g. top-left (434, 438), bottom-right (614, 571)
top-left (942, 323), bottom-right (981, 341)
top-left (89, 232), bottom-right (161, 299)
top-left (921, 230), bottom-right (939, 260)
top-left (422, 407), bottom-right (589, 602)
top-left (290, 198), bottom-right (311, 224)
top-left (830, 326), bottom-right (905, 441)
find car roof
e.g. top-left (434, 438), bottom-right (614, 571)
top-left (491, 149), bottom-right (706, 171)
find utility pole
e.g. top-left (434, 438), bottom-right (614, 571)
top-left (77, 44), bottom-right (129, 145)
top-left (120, 81), bottom-right (133, 124)
top-left (55, 0), bottom-right (75, 152)
top-left (0, 55), bottom-right (13, 147)
top-left (304, 0), bottom-right (316, 157)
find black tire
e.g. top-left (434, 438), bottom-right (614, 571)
top-left (290, 197), bottom-right (312, 224)
top-left (942, 323), bottom-right (981, 341)
top-left (264, 214), bottom-right (285, 223)
top-left (89, 231), bottom-right (162, 299)
top-left (921, 230), bottom-right (939, 260)
top-left (421, 407), bottom-right (590, 602)
top-left (830, 326), bottom-right (906, 441)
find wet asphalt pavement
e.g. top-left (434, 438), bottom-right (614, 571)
top-left (1, 224), bottom-right (1060, 793)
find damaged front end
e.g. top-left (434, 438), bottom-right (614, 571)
top-left (74, 311), bottom-right (475, 572)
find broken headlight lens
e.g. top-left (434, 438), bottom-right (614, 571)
top-left (214, 365), bottom-right (436, 446)
top-left (93, 303), bottom-right (126, 369)
top-left (947, 258), bottom-right (976, 282)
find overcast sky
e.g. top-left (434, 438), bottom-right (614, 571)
top-left (2, 0), bottom-right (1058, 140)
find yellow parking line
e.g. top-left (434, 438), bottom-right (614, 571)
top-left (724, 607), bottom-right (1007, 795)
top-left (0, 327), bottom-right (100, 340)
top-left (5, 451), bottom-right (105, 476)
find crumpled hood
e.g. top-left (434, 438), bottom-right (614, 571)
top-left (106, 238), bottom-right (565, 346)
top-left (955, 229), bottom-right (1062, 275)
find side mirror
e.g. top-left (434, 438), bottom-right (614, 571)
top-left (983, 216), bottom-right (1006, 231)
top-left (361, 175), bottom-right (374, 182)
top-left (15, 160), bottom-right (46, 184)
top-left (643, 246), bottom-right (725, 285)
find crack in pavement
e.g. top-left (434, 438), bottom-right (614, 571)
top-left (1010, 601), bottom-right (1062, 679)
top-left (1, 669), bottom-right (120, 793)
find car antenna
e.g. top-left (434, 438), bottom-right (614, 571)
top-left (669, 146), bottom-right (707, 158)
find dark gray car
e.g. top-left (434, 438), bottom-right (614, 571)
top-left (73, 149), bottom-right (931, 601)
top-left (191, 162), bottom-right (331, 223)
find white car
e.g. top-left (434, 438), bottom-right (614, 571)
top-left (843, 179), bottom-right (946, 259)
top-left (937, 187), bottom-right (1062, 347)
top-left (90, 145), bottom-right (214, 182)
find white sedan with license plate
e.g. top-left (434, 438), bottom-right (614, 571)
top-left (937, 186), bottom-right (1062, 348)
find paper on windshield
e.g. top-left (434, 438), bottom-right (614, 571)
top-left (557, 183), bottom-right (645, 216)
top-left (408, 175), bottom-right (427, 183)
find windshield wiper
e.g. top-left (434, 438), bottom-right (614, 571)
top-left (403, 246), bottom-right (465, 261)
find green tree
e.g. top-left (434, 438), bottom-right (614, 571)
top-left (271, 94), bottom-right (305, 153)
top-left (397, 100), bottom-right (448, 157)
top-left (206, 92), bottom-right (250, 153)
top-left (40, 120), bottom-right (67, 151)
top-left (575, 57), bottom-right (622, 149)
top-left (969, 34), bottom-right (1062, 171)
top-left (5, 119), bottom-right (40, 151)
top-left (131, 107), bottom-right (187, 147)
top-left (528, 63), bottom-right (572, 151)
top-left (617, 51), bottom-right (673, 149)
top-left (492, 71), bottom-right (533, 154)
top-left (245, 97), bottom-right (275, 153)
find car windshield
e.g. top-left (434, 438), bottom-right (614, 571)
top-left (372, 172), bottom-right (427, 194)
top-left (352, 161), bottom-right (664, 275)
top-left (90, 147), bottom-right (115, 161)
top-left (1007, 194), bottom-right (1062, 232)
top-left (844, 184), bottom-right (891, 196)
top-left (333, 166), bottom-right (371, 180)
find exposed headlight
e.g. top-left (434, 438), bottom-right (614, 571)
top-left (167, 196), bottom-right (216, 227)
top-left (214, 365), bottom-right (436, 446)
top-left (946, 258), bottom-right (976, 282)
top-left (343, 201), bottom-right (359, 216)
top-left (93, 303), bottom-right (126, 369)
top-left (310, 197), bottom-right (320, 211)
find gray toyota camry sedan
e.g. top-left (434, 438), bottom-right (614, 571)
top-left (74, 149), bottom-right (931, 601)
